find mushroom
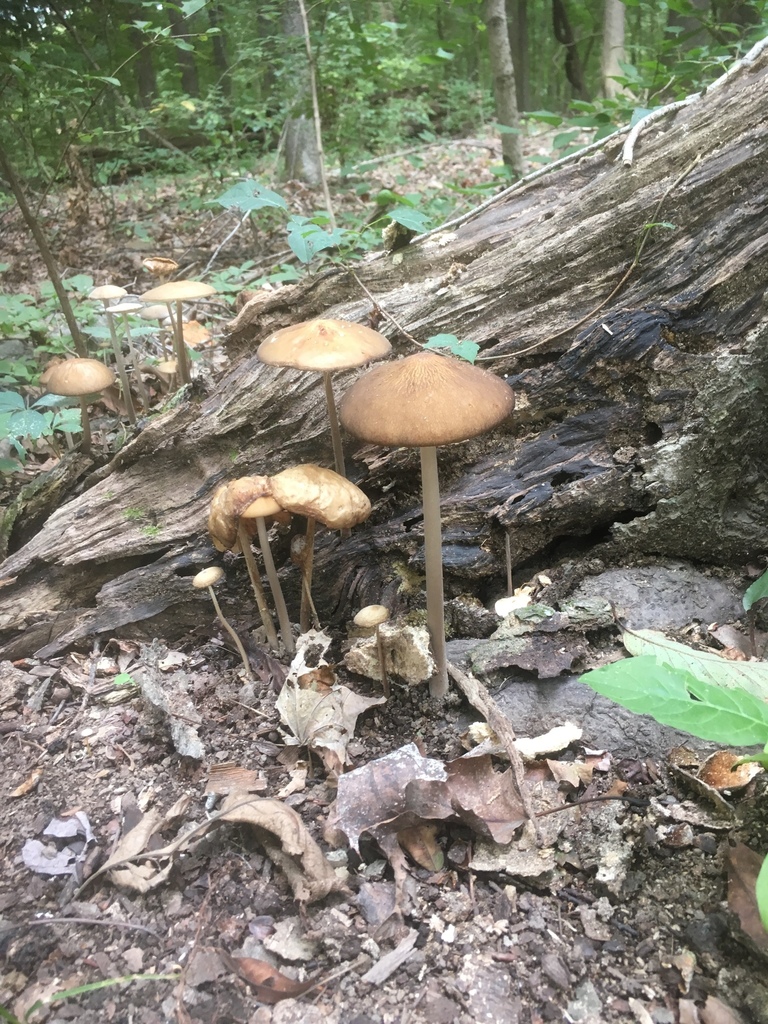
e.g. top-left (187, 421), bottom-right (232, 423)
top-left (44, 357), bottom-right (116, 456)
top-left (106, 299), bottom-right (151, 411)
top-left (139, 304), bottom-right (173, 359)
top-left (207, 477), bottom-right (286, 654)
top-left (239, 492), bottom-right (295, 657)
top-left (140, 280), bottom-right (217, 387)
top-left (267, 464), bottom-right (371, 633)
top-left (339, 350), bottom-right (514, 698)
top-left (88, 285), bottom-right (137, 425)
top-left (257, 318), bottom-right (391, 479)
top-left (193, 566), bottom-right (253, 681)
top-left (353, 605), bottom-right (391, 697)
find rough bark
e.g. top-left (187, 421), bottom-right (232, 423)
top-left (484, 0), bottom-right (524, 175)
top-left (601, 0), bottom-right (626, 99)
top-left (2, 51), bottom-right (768, 659)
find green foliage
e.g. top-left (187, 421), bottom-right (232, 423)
top-left (0, 389), bottom-right (81, 473)
top-left (744, 568), bottom-right (768, 613)
top-left (424, 334), bottom-right (479, 363)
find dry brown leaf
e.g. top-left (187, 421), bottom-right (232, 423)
top-left (698, 751), bottom-right (762, 792)
top-left (218, 950), bottom-right (315, 1003)
top-left (700, 995), bottom-right (748, 1024)
top-left (726, 842), bottom-right (768, 954)
top-left (204, 763), bottom-right (266, 796)
top-left (398, 824), bottom-right (444, 872)
top-left (546, 759), bottom-right (593, 788)
top-left (10, 769), bottom-right (43, 798)
top-left (181, 320), bottom-right (211, 347)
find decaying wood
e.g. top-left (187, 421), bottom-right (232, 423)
top-left (2, 50), bottom-right (768, 658)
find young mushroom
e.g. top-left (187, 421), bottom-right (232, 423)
top-left (208, 477), bottom-right (281, 652)
top-left (88, 284), bottom-right (136, 425)
top-left (267, 464), bottom-right (371, 633)
top-left (106, 299), bottom-right (151, 411)
top-left (339, 350), bottom-right (514, 698)
top-left (140, 280), bottom-right (217, 387)
top-left (353, 604), bottom-right (391, 697)
top-left (193, 566), bottom-right (253, 681)
top-left (43, 357), bottom-right (116, 456)
top-left (257, 318), bottom-right (391, 479)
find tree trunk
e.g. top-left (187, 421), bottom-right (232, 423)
top-left (484, 0), bottom-right (525, 176)
top-left (208, 2), bottom-right (231, 100)
top-left (509, 0), bottom-right (530, 113)
top-left (279, 0), bottom-right (321, 185)
top-left (601, 0), bottom-right (626, 99)
top-left (168, 5), bottom-right (200, 98)
top-left (552, 0), bottom-right (587, 99)
top-left (2, 49), bottom-right (768, 660)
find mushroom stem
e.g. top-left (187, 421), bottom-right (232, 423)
top-left (236, 522), bottom-right (280, 651)
top-left (254, 516), bottom-right (296, 655)
top-left (104, 310), bottom-right (137, 425)
top-left (173, 299), bottom-right (192, 386)
top-left (78, 396), bottom-right (92, 455)
top-left (120, 313), bottom-right (151, 411)
top-left (420, 445), bottom-right (449, 698)
top-left (207, 585), bottom-right (254, 681)
top-left (299, 516), bottom-right (316, 633)
top-left (505, 529), bottom-right (514, 596)
top-left (375, 625), bottom-right (390, 698)
top-left (323, 371), bottom-right (346, 479)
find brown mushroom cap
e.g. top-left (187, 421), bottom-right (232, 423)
top-left (270, 464), bottom-right (371, 530)
top-left (44, 358), bottom-right (116, 397)
top-left (208, 476), bottom-right (275, 551)
top-left (140, 280), bottom-right (217, 303)
top-left (339, 350), bottom-right (514, 448)
top-left (257, 318), bottom-right (392, 372)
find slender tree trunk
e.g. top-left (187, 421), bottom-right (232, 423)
top-left (128, 22), bottom-right (157, 109)
top-left (602, 0), bottom-right (626, 99)
top-left (552, 0), bottom-right (587, 99)
top-left (168, 6), bottom-right (200, 97)
top-left (279, 0), bottom-right (322, 184)
top-left (484, 0), bottom-right (525, 176)
top-left (509, 0), bottom-right (530, 112)
top-left (208, 3), bottom-right (231, 99)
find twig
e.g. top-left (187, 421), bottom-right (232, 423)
top-left (447, 661), bottom-right (541, 841)
top-left (0, 916), bottom-right (162, 941)
top-left (297, 0), bottom-right (336, 230)
top-left (345, 266), bottom-right (421, 346)
top-left (201, 210), bottom-right (250, 277)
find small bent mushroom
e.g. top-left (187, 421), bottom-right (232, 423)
top-left (353, 604), bottom-right (391, 697)
top-left (340, 350), bottom-right (514, 698)
top-left (257, 318), bottom-right (391, 478)
top-left (267, 464), bottom-right (371, 633)
top-left (208, 478), bottom-right (281, 652)
top-left (43, 357), bottom-right (116, 456)
top-left (140, 280), bottom-right (217, 387)
top-left (193, 566), bottom-right (253, 680)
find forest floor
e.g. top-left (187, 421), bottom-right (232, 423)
top-left (1, 136), bottom-right (768, 1024)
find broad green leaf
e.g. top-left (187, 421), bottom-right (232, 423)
top-left (622, 628), bottom-right (768, 702)
top-left (174, 38), bottom-right (195, 51)
top-left (0, 391), bottom-right (25, 412)
top-left (744, 569), bottom-right (768, 612)
top-left (389, 206), bottom-right (431, 233)
top-left (424, 334), bottom-right (480, 364)
top-left (10, 409), bottom-right (49, 440)
top-left (582, 656), bottom-right (768, 746)
top-left (215, 181), bottom-right (287, 213)
top-left (495, 124), bottom-right (523, 135)
top-left (757, 854), bottom-right (768, 932)
top-left (630, 106), bottom-right (657, 127)
top-left (285, 220), bottom-right (341, 264)
top-left (52, 408), bottom-right (82, 433)
top-left (0, 457), bottom-right (23, 474)
top-left (181, 0), bottom-right (208, 14)
top-left (525, 110), bottom-right (563, 126)
top-left (63, 273), bottom-right (94, 293)
top-left (0, 263), bottom-right (9, 273)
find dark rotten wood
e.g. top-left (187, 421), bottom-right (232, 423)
top-left (2, 53), bottom-right (768, 657)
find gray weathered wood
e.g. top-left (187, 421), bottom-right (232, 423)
top-left (1, 51), bottom-right (768, 658)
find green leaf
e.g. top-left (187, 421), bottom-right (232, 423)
top-left (0, 263), bottom-right (9, 273)
top-left (525, 110), bottom-right (563, 126)
top-left (495, 124), bottom-right (523, 135)
top-left (630, 106), bottom-right (657, 127)
top-left (435, 48), bottom-right (454, 60)
top-left (286, 220), bottom-right (341, 264)
top-left (174, 38), bottom-right (195, 51)
top-left (0, 457), bottom-right (23, 475)
top-left (757, 854), bottom-right (768, 932)
top-left (9, 409), bottom-right (49, 440)
top-left (582, 656), bottom-right (768, 746)
top-left (744, 569), bottom-right (768, 612)
top-left (181, 0), bottom-right (208, 14)
top-left (424, 334), bottom-right (480, 364)
top-left (215, 180), bottom-right (287, 213)
top-left (622, 628), bottom-right (768, 702)
top-left (63, 273), bottom-right (94, 294)
top-left (388, 206), bottom-right (431, 233)
top-left (0, 391), bottom-right (25, 413)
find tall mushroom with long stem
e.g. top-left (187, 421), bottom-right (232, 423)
top-left (263, 464), bottom-right (371, 633)
top-left (140, 280), bottom-right (217, 387)
top-left (44, 358), bottom-right (116, 457)
top-left (106, 299), bottom-right (151, 411)
top-left (256, 318), bottom-right (391, 479)
top-left (193, 566), bottom-right (253, 681)
top-left (340, 350), bottom-right (514, 698)
top-left (88, 285), bottom-right (137, 425)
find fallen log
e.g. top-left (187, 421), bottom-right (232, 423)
top-left (2, 45), bottom-right (768, 659)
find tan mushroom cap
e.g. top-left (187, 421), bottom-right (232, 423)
top-left (208, 476), bottom-right (275, 551)
top-left (270, 464), bottom-right (371, 530)
top-left (257, 318), bottom-right (392, 372)
top-left (194, 566), bottom-right (224, 589)
top-left (339, 350), bottom-right (515, 448)
top-left (89, 285), bottom-right (127, 301)
top-left (241, 495), bottom-right (283, 519)
top-left (141, 280), bottom-right (217, 303)
top-left (354, 604), bottom-right (390, 629)
top-left (139, 304), bottom-right (172, 321)
top-left (44, 358), bottom-right (116, 397)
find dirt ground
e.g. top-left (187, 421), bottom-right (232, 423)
top-left (2, 141), bottom-right (768, 1024)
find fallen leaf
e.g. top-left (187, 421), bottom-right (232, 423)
top-left (360, 929), bottom-right (418, 984)
top-left (10, 769), bottom-right (43, 798)
top-left (218, 950), bottom-right (315, 1003)
top-left (698, 751), bottom-right (762, 792)
top-left (726, 843), bottom-right (768, 953)
top-left (204, 763), bottom-right (266, 796)
top-left (398, 824), bottom-right (444, 872)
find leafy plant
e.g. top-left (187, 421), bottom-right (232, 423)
top-left (0, 390), bottom-right (81, 473)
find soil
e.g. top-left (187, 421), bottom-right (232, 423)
top-left (2, 140), bottom-right (768, 1024)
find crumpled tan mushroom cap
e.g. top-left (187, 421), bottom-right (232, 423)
top-left (208, 476), bottom-right (277, 551)
top-left (257, 318), bottom-right (392, 372)
top-left (339, 350), bottom-right (514, 448)
top-left (270, 464), bottom-right (371, 530)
